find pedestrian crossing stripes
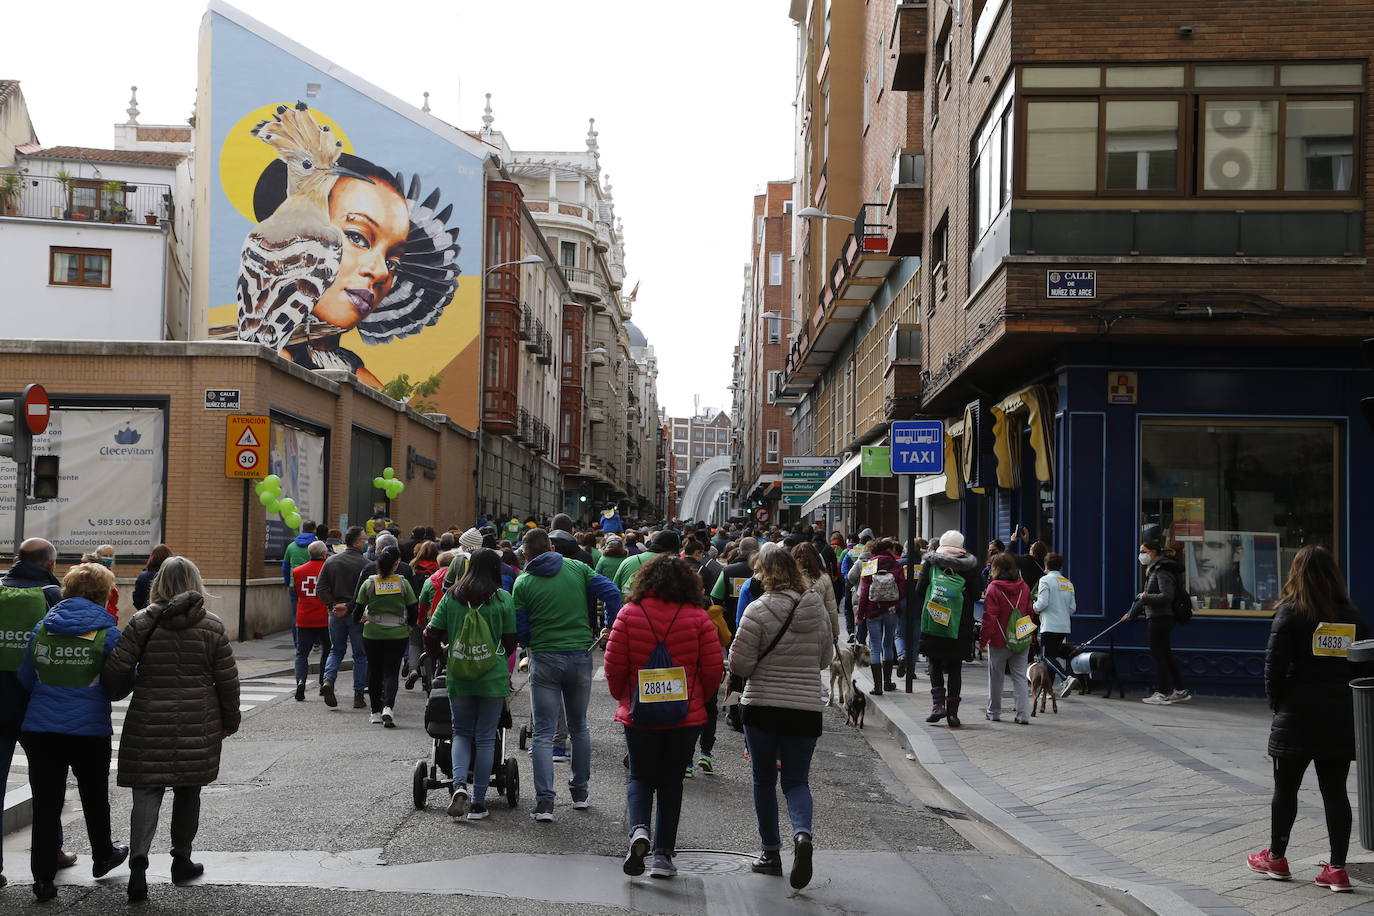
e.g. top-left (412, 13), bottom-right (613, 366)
top-left (3, 680), bottom-right (294, 798)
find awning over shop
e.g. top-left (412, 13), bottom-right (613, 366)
top-left (799, 451), bottom-right (863, 515)
top-left (989, 385), bottom-right (1055, 490)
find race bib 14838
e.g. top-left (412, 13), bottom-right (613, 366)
top-left (1313, 622), bottom-right (1356, 658)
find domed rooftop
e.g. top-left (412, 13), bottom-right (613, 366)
top-left (625, 321), bottom-right (648, 348)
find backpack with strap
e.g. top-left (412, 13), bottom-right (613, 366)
top-left (631, 603), bottom-right (690, 728)
top-left (920, 566), bottom-right (967, 638)
top-left (449, 600), bottom-right (501, 681)
top-left (868, 567), bottom-right (900, 604)
top-left (0, 585), bottom-right (49, 673)
top-left (1171, 573), bottom-right (1194, 624)
top-left (1004, 598), bottom-right (1037, 653)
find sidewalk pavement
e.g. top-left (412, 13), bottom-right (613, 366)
top-left (859, 659), bottom-right (1374, 916)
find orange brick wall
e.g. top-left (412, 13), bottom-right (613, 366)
top-left (0, 342), bottom-right (475, 582)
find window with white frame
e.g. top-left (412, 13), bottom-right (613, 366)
top-left (767, 316), bottom-right (782, 344)
top-left (768, 252), bottom-right (783, 286)
top-left (768, 370), bottom-right (781, 404)
top-left (766, 429), bottom-right (780, 464)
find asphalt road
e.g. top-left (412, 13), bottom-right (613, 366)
top-left (3, 657), bottom-right (1126, 915)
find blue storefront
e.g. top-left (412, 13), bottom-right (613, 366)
top-left (950, 343), bottom-right (1373, 696)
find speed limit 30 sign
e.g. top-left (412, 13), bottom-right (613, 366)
top-left (225, 415), bottom-right (269, 479)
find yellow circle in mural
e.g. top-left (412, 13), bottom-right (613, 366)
top-left (219, 104), bottom-right (354, 223)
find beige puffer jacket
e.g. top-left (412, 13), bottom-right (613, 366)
top-left (806, 574), bottom-right (840, 640)
top-left (729, 588), bottom-right (834, 712)
top-left (100, 591), bottom-right (240, 788)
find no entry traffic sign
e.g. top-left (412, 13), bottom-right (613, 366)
top-left (225, 415), bottom-right (270, 479)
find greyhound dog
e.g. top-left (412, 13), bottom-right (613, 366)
top-left (1028, 659), bottom-right (1058, 717)
top-left (829, 641), bottom-right (873, 708)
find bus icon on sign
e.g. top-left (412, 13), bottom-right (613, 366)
top-left (889, 421), bottom-right (944, 475)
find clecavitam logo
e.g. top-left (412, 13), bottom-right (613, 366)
top-left (102, 424), bottom-right (154, 457)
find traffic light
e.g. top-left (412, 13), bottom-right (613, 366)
top-left (32, 455), bottom-right (59, 500)
top-left (0, 392), bottom-right (32, 464)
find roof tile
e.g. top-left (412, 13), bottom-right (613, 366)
top-left (19, 145), bottom-right (184, 168)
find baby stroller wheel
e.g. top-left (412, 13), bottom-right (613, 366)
top-left (518, 723), bottom-right (531, 751)
top-left (412, 759), bottom-right (429, 810)
top-left (504, 758), bottom-right (520, 808)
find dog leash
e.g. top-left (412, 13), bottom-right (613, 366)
top-left (1077, 617), bottom-right (1127, 649)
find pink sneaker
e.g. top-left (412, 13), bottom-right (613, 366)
top-left (1246, 849), bottom-right (1291, 880)
top-left (1315, 864), bottom-right (1352, 892)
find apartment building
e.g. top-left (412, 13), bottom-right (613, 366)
top-left (731, 181), bottom-right (796, 522)
top-left (626, 320), bottom-right (661, 518)
top-left (909, 0), bottom-right (1374, 691)
top-left (0, 82), bottom-right (191, 341)
top-left (667, 410), bottom-right (732, 518)
top-left (507, 121), bottom-right (651, 522)
top-left (776, 0), bottom-right (927, 537)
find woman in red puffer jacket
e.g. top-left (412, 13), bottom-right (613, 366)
top-left (604, 555), bottom-right (724, 881)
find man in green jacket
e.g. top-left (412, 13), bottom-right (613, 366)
top-left (610, 529), bottom-right (680, 598)
top-left (512, 530), bottom-right (622, 822)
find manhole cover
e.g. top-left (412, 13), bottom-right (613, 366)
top-left (671, 851), bottom-right (754, 875)
top-left (1347, 863), bottom-right (1374, 884)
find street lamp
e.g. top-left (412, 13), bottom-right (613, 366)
top-left (760, 310), bottom-right (801, 323)
top-left (795, 206), bottom-right (856, 223)
top-left (484, 254), bottom-right (544, 273)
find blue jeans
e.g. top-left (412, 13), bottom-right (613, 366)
top-left (625, 724), bottom-right (700, 855)
top-left (294, 626), bottom-right (331, 685)
top-left (451, 696), bottom-right (506, 805)
top-left (530, 652), bottom-right (592, 804)
top-left (325, 613), bottom-right (367, 692)
top-left (866, 611), bottom-right (899, 662)
top-left (744, 725), bottom-right (817, 851)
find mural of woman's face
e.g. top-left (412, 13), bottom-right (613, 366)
top-left (312, 177), bottom-right (409, 330)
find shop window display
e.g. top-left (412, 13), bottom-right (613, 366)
top-left (1139, 420), bottom-right (1338, 616)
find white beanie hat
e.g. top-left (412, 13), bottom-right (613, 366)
top-left (938, 530), bottom-right (965, 549)
top-left (459, 527), bottom-right (484, 551)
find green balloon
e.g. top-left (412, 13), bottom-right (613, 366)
top-left (258, 491), bottom-right (275, 506)
top-left (263, 475), bottom-right (281, 489)
top-left (391, 481), bottom-right (406, 497)
top-left (373, 476), bottom-right (386, 489)
top-left (382, 467), bottom-right (395, 480)
top-left (267, 500), bottom-right (280, 514)
top-left (278, 497), bottom-right (296, 510)
top-left (285, 512), bottom-right (301, 529)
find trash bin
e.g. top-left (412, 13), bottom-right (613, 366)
top-left (1349, 642), bottom-right (1374, 851)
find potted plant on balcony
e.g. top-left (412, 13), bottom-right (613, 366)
top-left (0, 172), bottom-right (23, 217)
top-left (102, 180), bottom-right (126, 221)
top-left (144, 211), bottom-right (158, 226)
top-left (55, 169), bottom-right (76, 218)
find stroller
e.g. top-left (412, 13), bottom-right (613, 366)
top-left (411, 654), bottom-right (520, 810)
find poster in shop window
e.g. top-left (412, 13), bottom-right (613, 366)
top-left (1182, 530), bottom-right (1281, 613)
top-left (264, 421), bottom-right (326, 559)
top-left (1172, 497), bottom-right (1205, 542)
top-left (0, 407), bottom-right (164, 556)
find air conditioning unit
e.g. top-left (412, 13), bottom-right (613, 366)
top-left (1206, 103), bottom-right (1272, 191)
top-left (887, 324), bottom-right (921, 363)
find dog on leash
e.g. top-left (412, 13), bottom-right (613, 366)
top-left (1070, 648), bottom-right (1125, 699)
top-left (845, 682), bottom-right (867, 728)
top-left (829, 641), bottom-right (872, 707)
top-left (1027, 660), bottom-right (1058, 717)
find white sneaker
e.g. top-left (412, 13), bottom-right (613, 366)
top-left (1056, 676), bottom-right (1078, 698)
top-left (1141, 692), bottom-right (1172, 706)
top-left (368, 712), bottom-right (383, 724)
top-left (1167, 689), bottom-right (1192, 703)
top-left (382, 707), bottom-right (395, 728)
top-left (447, 785), bottom-right (470, 818)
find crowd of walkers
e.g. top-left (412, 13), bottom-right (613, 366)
top-left (0, 508), bottom-right (1362, 899)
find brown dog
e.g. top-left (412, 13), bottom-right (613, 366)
top-left (1028, 660), bottom-right (1058, 717)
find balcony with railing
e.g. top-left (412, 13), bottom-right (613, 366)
top-left (1, 174), bottom-right (173, 225)
top-left (525, 317), bottom-right (543, 352)
top-left (518, 303), bottom-right (533, 340)
top-left (536, 328), bottom-right (554, 365)
top-left (886, 152), bottom-right (925, 257)
top-left (560, 265), bottom-right (608, 303)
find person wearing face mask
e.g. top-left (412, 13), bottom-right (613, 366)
top-left (85, 548), bottom-right (120, 621)
top-left (1121, 527), bottom-right (1191, 705)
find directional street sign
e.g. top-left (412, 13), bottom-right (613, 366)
top-left (781, 455), bottom-right (841, 505)
top-left (889, 421), bottom-right (944, 475)
top-left (225, 415), bottom-right (270, 479)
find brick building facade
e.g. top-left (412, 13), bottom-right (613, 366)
top-left (912, 0), bottom-right (1374, 692)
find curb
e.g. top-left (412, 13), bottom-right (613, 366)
top-left (857, 669), bottom-right (1208, 916)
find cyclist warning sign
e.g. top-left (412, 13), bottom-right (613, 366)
top-left (225, 415), bottom-right (269, 479)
